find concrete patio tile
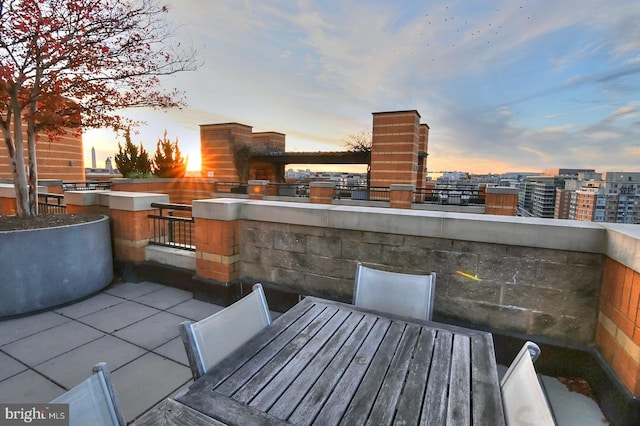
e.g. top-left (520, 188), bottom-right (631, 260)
top-left (167, 298), bottom-right (224, 321)
top-left (153, 336), bottom-right (189, 366)
top-left (0, 351), bottom-right (27, 381)
top-left (76, 300), bottom-right (160, 333)
top-left (133, 286), bottom-right (193, 310)
top-left (110, 352), bottom-right (191, 422)
top-left (113, 311), bottom-right (187, 350)
top-left (53, 293), bottom-right (124, 319)
top-left (34, 335), bottom-right (146, 390)
top-left (0, 370), bottom-right (65, 403)
top-left (0, 311), bottom-right (70, 346)
top-left (2, 321), bottom-right (105, 367)
top-left (103, 281), bottom-right (165, 300)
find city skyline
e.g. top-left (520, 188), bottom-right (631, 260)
top-left (83, 0), bottom-right (640, 174)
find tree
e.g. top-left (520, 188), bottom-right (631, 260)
top-left (153, 130), bottom-right (186, 178)
top-left (114, 127), bottom-right (152, 177)
top-left (0, 0), bottom-right (199, 217)
top-left (342, 131), bottom-right (372, 153)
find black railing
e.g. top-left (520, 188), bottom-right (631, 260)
top-left (38, 193), bottom-right (66, 214)
top-left (148, 203), bottom-right (195, 251)
top-left (62, 181), bottom-right (111, 191)
top-left (415, 187), bottom-right (485, 206)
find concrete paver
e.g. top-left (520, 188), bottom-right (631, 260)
top-left (113, 311), bottom-right (187, 350)
top-left (2, 321), bottom-right (105, 366)
top-left (33, 335), bottom-right (146, 389)
top-left (103, 281), bottom-right (165, 300)
top-left (0, 370), bottom-right (65, 403)
top-left (76, 300), bottom-right (160, 333)
top-left (133, 286), bottom-right (193, 310)
top-left (0, 311), bottom-right (70, 346)
top-left (110, 352), bottom-right (191, 421)
top-left (168, 298), bottom-right (224, 321)
top-left (153, 336), bottom-right (190, 366)
top-left (0, 282), bottom-right (218, 423)
top-left (53, 293), bottom-right (124, 319)
top-left (0, 352), bottom-right (26, 381)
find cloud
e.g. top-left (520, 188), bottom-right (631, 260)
top-left (610, 102), bottom-right (638, 118)
top-left (542, 124), bottom-right (573, 133)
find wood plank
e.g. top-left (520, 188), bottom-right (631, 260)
top-left (420, 330), bottom-right (453, 425)
top-left (218, 305), bottom-right (339, 399)
top-left (366, 324), bottom-right (421, 426)
top-left (337, 321), bottom-right (406, 425)
top-left (269, 312), bottom-right (376, 420)
top-left (240, 308), bottom-right (352, 408)
top-left (187, 300), bottom-right (324, 395)
top-left (392, 327), bottom-right (436, 426)
top-left (446, 334), bottom-right (471, 426)
top-left (287, 316), bottom-right (388, 425)
top-left (178, 390), bottom-right (291, 426)
top-left (471, 333), bottom-right (506, 425)
top-left (298, 318), bottom-right (394, 425)
top-left (132, 398), bottom-right (227, 426)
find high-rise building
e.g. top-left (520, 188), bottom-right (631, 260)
top-left (563, 172), bottom-right (640, 224)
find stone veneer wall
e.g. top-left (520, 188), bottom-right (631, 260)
top-left (239, 207), bottom-right (603, 345)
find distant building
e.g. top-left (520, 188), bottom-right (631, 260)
top-left (556, 171), bottom-right (640, 224)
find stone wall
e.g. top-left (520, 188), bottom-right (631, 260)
top-left (240, 217), bottom-right (603, 345)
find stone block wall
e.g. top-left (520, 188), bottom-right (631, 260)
top-left (240, 217), bottom-right (603, 345)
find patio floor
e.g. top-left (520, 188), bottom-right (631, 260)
top-left (0, 281), bottom-right (223, 423)
top-left (0, 281), bottom-right (609, 424)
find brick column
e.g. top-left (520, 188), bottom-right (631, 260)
top-left (248, 180), bottom-right (269, 200)
top-left (485, 187), bottom-right (518, 216)
top-left (309, 181), bottom-right (335, 204)
top-left (390, 184), bottom-right (414, 209)
top-left (596, 258), bottom-right (640, 396)
top-left (192, 199), bottom-right (244, 284)
top-left (108, 192), bottom-right (169, 262)
top-left (370, 110), bottom-right (421, 187)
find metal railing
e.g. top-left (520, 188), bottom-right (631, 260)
top-left (37, 193), bottom-right (66, 214)
top-left (148, 203), bottom-right (195, 251)
top-left (414, 187), bottom-right (485, 206)
top-left (62, 181), bottom-right (111, 191)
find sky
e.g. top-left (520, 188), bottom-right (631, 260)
top-left (83, 0), bottom-right (640, 174)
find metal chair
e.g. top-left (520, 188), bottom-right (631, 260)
top-left (50, 362), bottom-right (125, 426)
top-left (353, 262), bottom-right (436, 321)
top-left (500, 341), bottom-right (556, 425)
top-left (180, 283), bottom-right (272, 380)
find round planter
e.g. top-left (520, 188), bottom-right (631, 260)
top-left (0, 215), bottom-right (113, 318)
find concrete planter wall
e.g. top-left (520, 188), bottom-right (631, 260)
top-left (0, 215), bottom-right (113, 318)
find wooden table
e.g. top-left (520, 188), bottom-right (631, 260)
top-left (151, 296), bottom-right (505, 425)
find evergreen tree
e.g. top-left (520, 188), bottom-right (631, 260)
top-left (114, 128), bottom-right (153, 177)
top-left (153, 130), bottom-right (187, 178)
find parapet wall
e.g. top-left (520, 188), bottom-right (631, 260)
top-left (230, 201), bottom-right (604, 345)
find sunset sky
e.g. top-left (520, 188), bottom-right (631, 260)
top-left (83, 0), bottom-right (640, 174)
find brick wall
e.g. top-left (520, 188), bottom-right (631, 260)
top-left (0, 126), bottom-right (84, 181)
top-left (200, 123), bottom-right (253, 181)
top-left (370, 111), bottom-right (421, 187)
top-left (110, 178), bottom-right (217, 203)
top-left (596, 258), bottom-right (640, 395)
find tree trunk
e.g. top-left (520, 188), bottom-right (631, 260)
top-left (8, 109), bottom-right (31, 217)
top-left (27, 121), bottom-right (38, 216)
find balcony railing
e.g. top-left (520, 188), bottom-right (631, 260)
top-left (37, 193), bottom-right (66, 214)
top-left (62, 181), bottom-right (111, 191)
top-left (148, 202), bottom-right (195, 251)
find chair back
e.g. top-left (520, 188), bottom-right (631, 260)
top-left (500, 341), bottom-right (556, 426)
top-left (50, 362), bottom-right (125, 426)
top-left (180, 283), bottom-right (272, 380)
top-left (353, 263), bottom-right (436, 321)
